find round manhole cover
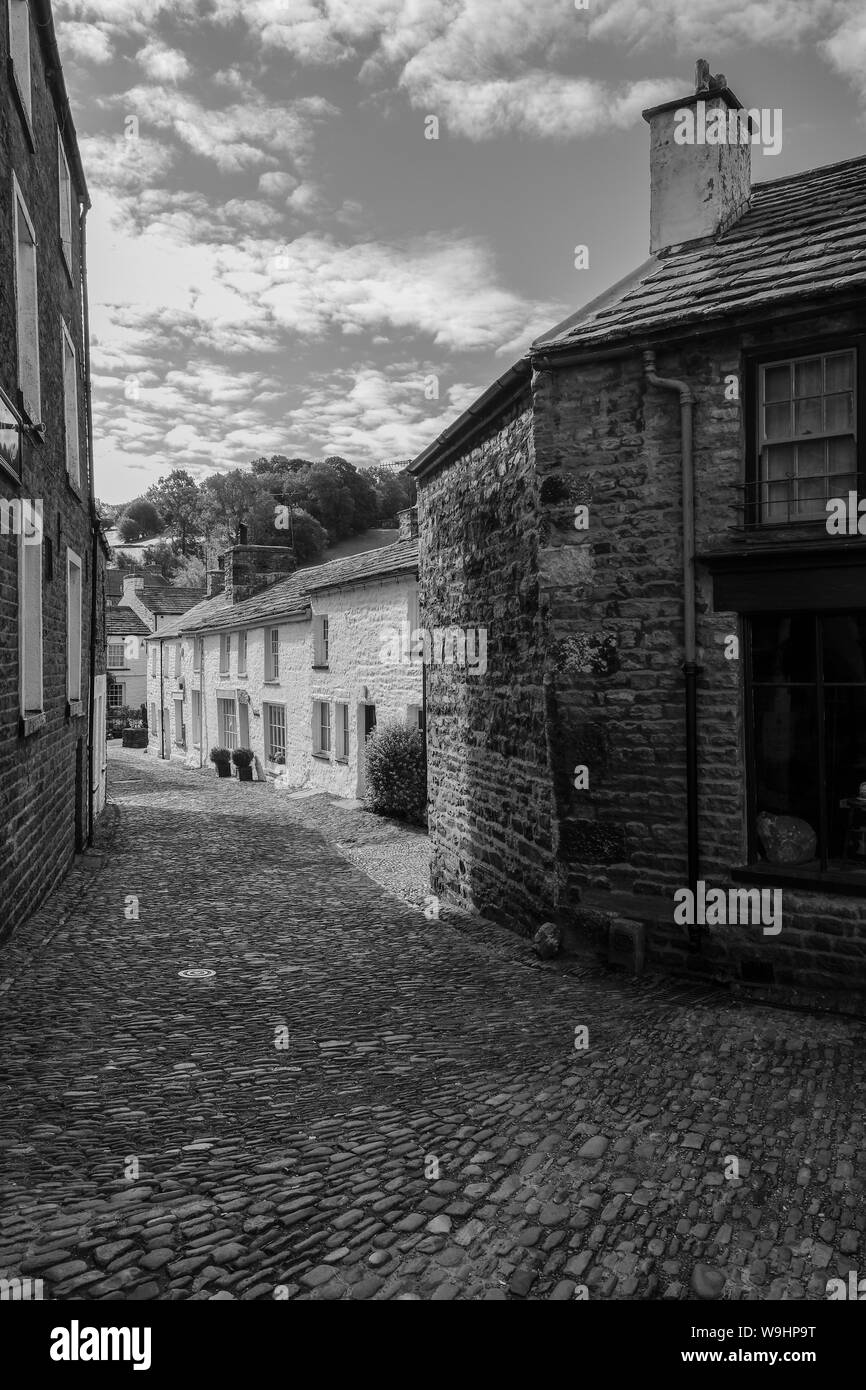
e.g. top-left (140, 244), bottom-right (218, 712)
top-left (178, 968), bottom-right (216, 979)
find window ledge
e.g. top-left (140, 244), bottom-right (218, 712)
top-left (263, 679), bottom-right (281, 686)
top-left (66, 474), bottom-right (82, 499)
top-left (20, 712), bottom-right (46, 737)
top-left (312, 664), bottom-right (329, 671)
top-left (66, 699), bottom-right (84, 718)
top-left (335, 756), bottom-right (349, 764)
top-left (312, 751), bottom-right (331, 761)
top-left (732, 863), bottom-right (866, 899)
top-left (8, 60), bottom-right (35, 150)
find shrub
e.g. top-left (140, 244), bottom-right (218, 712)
top-left (231, 747), bottom-right (254, 768)
top-left (209, 746), bottom-right (232, 764)
top-left (364, 720), bottom-right (427, 824)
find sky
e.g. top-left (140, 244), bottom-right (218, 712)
top-left (52, 0), bottom-right (866, 505)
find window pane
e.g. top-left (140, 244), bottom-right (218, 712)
top-left (794, 358), bottom-right (822, 398)
top-left (825, 687), bottom-right (866, 860)
top-left (750, 614), bottom-right (816, 684)
top-left (764, 402), bottom-right (790, 439)
top-left (824, 392), bottom-right (854, 434)
top-left (822, 616), bottom-right (866, 683)
top-left (763, 363), bottom-right (790, 403)
top-left (794, 396), bottom-right (821, 436)
top-left (753, 686), bottom-right (820, 848)
top-left (825, 352), bottom-right (854, 392)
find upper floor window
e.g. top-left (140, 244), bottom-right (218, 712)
top-left (13, 177), bottom-right (40, 424)
top-left (313, 614), bottom-right (329, 667)
top-left (66, 549), bottom-right (82, 701)
top-left (756, 349), bottom-right (857, 524)
top-left (19, 523), bottom-right (42, 715)
top-left (150, 644), bottom-right (157, 677)
top-left (266, 627), bottom-right (279, 681)
top-left (58, 133), bottom-right (73, 272)
top-left (108, 641), bottom-right (125, 668)
top-left (193, 637), bottom-right (201, 673)
top-left (9, 1), bottom-right (32, 126)
top-left (219, 632), bottom-right (231, 675)
top-left (0, 386), bottom-right (23, 485)
top-left (238, 629), bottom-right (247, 676)
top-left (62, 319), bottom-right (80, 487)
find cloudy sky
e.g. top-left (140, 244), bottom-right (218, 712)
top-left (53, 1), bottom-right (866, 504)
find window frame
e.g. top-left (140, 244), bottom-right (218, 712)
top-left (19, 524), bottom-right (43, 719)
top-left (264, 701), bottom-right (287, 764)
top-left (745, 335), bottom-right (865, 531)
top-left (313, 699), bottom-right (331, 756)
top-left (107, 640), bottom-right (125, 669)
top-left (8, 0), bottom-right (33, 136)
top-left (217, 694), bottom-right (237, 750)
top-left (266, 626), bottom-right (280, 681)
top-left (66, 549), bottom-right (83, 702)
top-left (335, 701), bottom-right (349, 761)
top-left (313, 614), bottom-right (329, 668)
top-left (61, 318), bottom-right (81, 488)
top-left (191, 688), bottom-right (202, 746)
top-left (238, 629), bottom-right (247, 676)
top-left (107, 679), bottom-right (124, 710)
top-left (58, 131), bottom-right (74, 276)
top-left (12, 174), bottom-right (41, 426)
top-left (219, 632), bottom-right (231, 676)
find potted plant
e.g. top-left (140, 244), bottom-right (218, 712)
top-left (210, 746), bottom-right (232, 778)
top-left (232, 747), bottom-right (255, 782)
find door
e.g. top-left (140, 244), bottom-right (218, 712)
top-left (364, 704), bottom-right (377, 739)
top-left (92, 674), bottom-right (106, 817)
top-left (238, 700), bottom-right (250, 749)
top-left (357, 704), bottom-right (377, 797)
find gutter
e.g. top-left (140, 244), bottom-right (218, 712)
top-left (81, 202), bottom-right (99, 846)
top-left (409, 359), bottom-right (531, 480)
top-left (643, 350), bottom-right (702, 948)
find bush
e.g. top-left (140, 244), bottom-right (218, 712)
top-left (209, 746), bottom-right (232, 764)
top-left (364, 721), bottom-right (427, 824)
top-left (231, 747), bottom-right (254, 768)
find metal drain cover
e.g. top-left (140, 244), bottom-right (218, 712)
top-left (178, 968), bottom-right (216, 979)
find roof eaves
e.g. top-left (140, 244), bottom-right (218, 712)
top-left (408, 358), bottom-right (531, 479)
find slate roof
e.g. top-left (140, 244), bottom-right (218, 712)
top-left (150, 541), bottom-right (418, 639)
top-left (139, 585), bottom-right (207, 616)
top-left (106, 607), bottom-right (150, 638)
top-left (535, 155), bottom-right (866, 354)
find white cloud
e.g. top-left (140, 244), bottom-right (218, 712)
top-left (57, 19), bottom-right (114, 64)
top-left (136, 38), bottom-right (191, 83)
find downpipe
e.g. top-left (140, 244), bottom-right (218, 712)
top-left (643, 350), bottom-right (702, 949)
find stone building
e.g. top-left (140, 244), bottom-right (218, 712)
top-left (145, 525), bottom-right (421, 796)
top-left (105, 605), bottom-right (150, 715)
top-left (411, 64), bottom-right (866, 1013)
top-left (0, 0), bottom-right (107, 938)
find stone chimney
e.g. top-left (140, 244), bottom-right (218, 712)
top-left (642, 60), bottom-right (751, 254)
top-left (224, 545), bottom-right (296, 605)
top-left (397, 506), bottom-right (418, 541)
top-left (206, 566), bottom-right (225, 599)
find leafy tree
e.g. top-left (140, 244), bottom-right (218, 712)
top-left (116, 498), bottom-right (165, 542)
top-left (141, 539), bottom-right (179, 581)
top-left (198, 469), bottom-right (265, 548)
top-left (171, 553), bottom-right (207, 587)
top-left (145, 470), bottom-right (201, 554)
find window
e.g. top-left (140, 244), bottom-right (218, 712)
top-left (193, 637), bottom-right (201, 673)
top-left (174, 698), bottom-right (185, 746)
top-left (66, 551), bottom-right (83, 701)
top-left (62, 323), bottom-right (80, 487)
top-left (265, 702), bottom-right (287, 763)
top-left (19, 523), bottom-right (42, 716)
top-left (9, 1), bottom-right (32, 124)
top-left (238, 630), bottom-right (247, 676)
top-left (174, 642), bottom-right (181, 678)
top-left (0, 386), bottom-right (23, 485)
top-left (149, 700), bottom-right (157, 732)
top-left (108, 680), bottom-right (124, 709)
top-left (150, 644), bottom-right (157, 676)
top-left (58, 133), bottom-right (73, 271)
top-left (219, 633), bottom-right (231, 675)
top-left (266, 627), bottom-right (280, 681)
top-left (218, 696), bottom-right (236, 750)
top-left (313, 700), bottom-right (331, 755)
top-left (748, 613), bottom-right (866, 874)
top-left (313, 614), bottom-right (329, 666)
top-left (407, 704), bottom-right (424, 732)
top-left (13, 178), bottom-right (40, 423)
top-left (755, 349), bottom-right (857, 524)
top-left (335, 701), bottom-right (349, 760)
top-left (191, 689), bottom-right (201, 746)
top-left (108, 641), bottom-right (125, 669)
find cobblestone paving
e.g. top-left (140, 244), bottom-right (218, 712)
top-left (0, 747), bottom-right (863, 1301)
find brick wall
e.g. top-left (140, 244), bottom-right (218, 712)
top-left (416, 396), bottom-right (558, 929)
top-left (0, 0), bottom-right (99, 941)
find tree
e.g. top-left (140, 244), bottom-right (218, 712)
top-left (198, 469), bottom-right (265, 548)
top-left (145, 470), bottom-right (201, 554)
top-left (116, 498), bottom-right (165, 542)
top-left (171, 553), bottom-right (206, 587)
top-left (141, 539), bottom-right (179, 581)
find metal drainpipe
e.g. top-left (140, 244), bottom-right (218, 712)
top-left (81, 202), bottom-right (99, 848)
top-left (159, 639), bottom-right (165, 758)
top-left (643, 350), bottom-right (702, 948)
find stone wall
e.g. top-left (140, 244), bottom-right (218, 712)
top-left (416, 395), bottom-right (558, 930)
top-left (0, 0), bottom-right (98, 940)
top-left (534, 308), bottom-right (866, 1008)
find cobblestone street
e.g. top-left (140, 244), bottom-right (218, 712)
top-left (0, 748), bottom-right (863, 1302)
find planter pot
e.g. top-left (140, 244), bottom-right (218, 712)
top-left (122, 728), bottom-right (148, 749)
top-left (215, 762), bottom-right (231, 778)
top-left (237, 766), bottom-right (254, 782)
